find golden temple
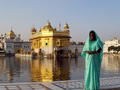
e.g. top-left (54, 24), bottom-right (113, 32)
top-left (30, 21), bottom-right (71, 54)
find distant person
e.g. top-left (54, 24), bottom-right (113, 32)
top-left (81, 30), bottom-right (103, 90)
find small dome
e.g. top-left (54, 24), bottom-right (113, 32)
top-left (8, 30), bottom-right (16, 37)
top-left (64, 24), bottom-right (69, 29)
top-left (31, 27), bottom-right (37, 32)
top-left (43, 21), bottom-right (53, 29)
top-left (46, 21), bottom-right (51, 26)
top-left (39, 28), bottom-right (42, 32)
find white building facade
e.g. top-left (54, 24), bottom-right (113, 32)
top-left (103, 37), bottom-right (120, 53)
top-left (0, 29), bottom-right (31, 55)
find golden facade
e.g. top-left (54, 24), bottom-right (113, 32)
top-left (30, 21), bottom-right (71, 54)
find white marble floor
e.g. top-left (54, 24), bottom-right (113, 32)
top-left (0, 77), bottom-right (120, 90)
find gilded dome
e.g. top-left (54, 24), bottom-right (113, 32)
top-left (8, 30), bottom-right (16, 37)
top-left (43, 21), bottom-right (53, 29)
top-left (31, 27), bottom-right (37, 32)
top-left (46, 21), bottom-right (51, 26)
top-left (64, 24), bottom-right (69, 29)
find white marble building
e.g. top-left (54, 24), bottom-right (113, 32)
top-left (103, 37), bottom-right (120, 53)
top-left (0, 29), bottom-right (31, 55)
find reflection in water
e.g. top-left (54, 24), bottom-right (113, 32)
top-left (31, 58), bottom-right (53, 82)
top-left (0, 54), bottom-right (120, 83)
top-left (102, 55), bottom-right (120, 73)
top-left (0, 56), bottom-right (31, 83)
top-left (6, 56), bottom-right (20, 82)
top-left (53, 58), bottom-right (70, 81)
top-left (31, 58), bottom-right (70, 82)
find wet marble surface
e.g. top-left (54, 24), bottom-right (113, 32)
top-left (0, 77), bottom-right (120, 90)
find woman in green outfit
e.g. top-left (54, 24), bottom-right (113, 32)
top-left (81, 31), bottom-right (103, 90)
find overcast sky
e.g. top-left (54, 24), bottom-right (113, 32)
top-left (0, 0), bottom-right (120, 42)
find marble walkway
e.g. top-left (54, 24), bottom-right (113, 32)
top-left (0, 77), bottom-right (120, 90)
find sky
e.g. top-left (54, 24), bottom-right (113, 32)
top-left (0, 0), bottom-right (120, 42)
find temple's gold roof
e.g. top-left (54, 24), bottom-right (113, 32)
top-left (31, 27), bottom-right (37, 32)
top-left (43, 21), bottom-right (53, 29)
top-left (64, 24), bottom-right (69, 29)
top-left (8, 30), bottom-right (16, 37)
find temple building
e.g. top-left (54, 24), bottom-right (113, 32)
top-left (30, 21), bottom-right (71, 54)
top-left (0, 29), bottom-right (31, 55)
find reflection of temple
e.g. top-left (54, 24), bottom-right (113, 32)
top-left (0, 57), bottom-right (6, 76)
top-left (102, 55), bottom-right (120, 73)
top-left (53, 58), bottom-right (70, 80)
top-left (5, 57), bottom-right (21, 82)
top-left (31, 58), bottom-right (53, 82)
top-left (31, 58), bottom-right (70, 82)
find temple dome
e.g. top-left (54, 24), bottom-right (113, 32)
top-left (43, 21), bottom-right (53, 29)
top-left (8, 30), bottom-right (16, 38)
top-left (31, 27), bottom-right (37, 32)
top-left (64, 24), bottom-right (69, 29)
top-left (46, 21), bottom-right (51, 26)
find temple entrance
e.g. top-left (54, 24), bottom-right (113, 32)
top-left (56, 48), bottom-right (69, 58)
top-left (57, 49), bottom-right (64, 55)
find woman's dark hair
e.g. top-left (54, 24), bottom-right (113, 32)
top-left (89, 30), bottom-right (96, 41)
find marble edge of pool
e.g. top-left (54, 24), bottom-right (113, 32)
top-left (0, 77), bottom-right (120, 90)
